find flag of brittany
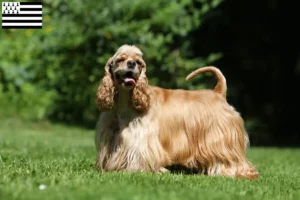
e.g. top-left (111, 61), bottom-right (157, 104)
top-left (2, 2), bottom-right (42, 29)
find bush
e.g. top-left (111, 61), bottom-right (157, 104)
top-left (0, 0), bottom-right (223, 126)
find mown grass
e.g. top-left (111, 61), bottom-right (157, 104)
top-left (0, 117), bottom-right (299, 200)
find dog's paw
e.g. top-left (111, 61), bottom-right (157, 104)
top-left (155, 167), bottom-right (169, 174)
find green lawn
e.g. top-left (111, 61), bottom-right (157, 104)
top-left (0, 118), bottom-right (299, 200)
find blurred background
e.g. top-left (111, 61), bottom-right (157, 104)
top-left (0, 0), bottom-right (299, 146)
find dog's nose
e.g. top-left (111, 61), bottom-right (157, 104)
top-left (127, 60), bottom-right (136, 69)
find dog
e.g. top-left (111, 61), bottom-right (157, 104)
top-left (95, 44), bottom-right (258, 178)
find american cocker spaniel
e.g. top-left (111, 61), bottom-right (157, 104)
top-left (95, 44), bottom-right (258, 178)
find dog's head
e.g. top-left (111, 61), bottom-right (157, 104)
top-left (96, 45), bottom-right (150, 112)
top-left (109, 45), bottom-right (146, 89)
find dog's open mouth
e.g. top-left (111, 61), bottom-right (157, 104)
top-left (116, 71), bottom-right (137, 86)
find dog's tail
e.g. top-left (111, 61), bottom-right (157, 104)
top-left (185, 66), bottom-right (227, 97)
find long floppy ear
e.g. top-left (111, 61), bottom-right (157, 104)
top-left (132, 59), bottom-right (151, 112)
top-left (95, 57), bottom-right (115, 111)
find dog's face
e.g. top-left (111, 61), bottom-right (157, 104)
top-left (110, 45), bottom-right (146, 89)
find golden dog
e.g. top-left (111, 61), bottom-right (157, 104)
top-left (95, 44), bottom-right (258, 178)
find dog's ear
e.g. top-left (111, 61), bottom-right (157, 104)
top-left (96, 57), bottom-right (115, 111)
top-left (132, 60), bottom-right (151, 112)
top-left (139, 58), bottom-right (146, 70)
top-left (104, 57), bottom-right (113, 78)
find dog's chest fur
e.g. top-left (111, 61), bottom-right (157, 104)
top-left (117, 111), bottom-right (134, 130)
top-left (115, 89), bottom-right (137, 129)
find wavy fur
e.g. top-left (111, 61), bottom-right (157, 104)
top-left (95, 45), bottom-right (258, 178)
top-left (96, 58), bottom-right (115, 111)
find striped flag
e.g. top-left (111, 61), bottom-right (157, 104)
top-left (2, 2), bottom-right (42, 29)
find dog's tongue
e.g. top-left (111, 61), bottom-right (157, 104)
top-left (124, 78), bottom-right (136, 85)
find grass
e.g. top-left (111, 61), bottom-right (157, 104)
top-left (0, 118), bottom-right (299, 200)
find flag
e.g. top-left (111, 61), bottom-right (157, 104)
top-left (2, 2), bottom-right (42, 29)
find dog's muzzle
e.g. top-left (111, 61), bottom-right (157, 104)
top-left (115, 70), bottom-right (137, 86)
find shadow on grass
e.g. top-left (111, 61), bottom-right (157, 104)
top-left (166, 165), bottom-right (200, 175)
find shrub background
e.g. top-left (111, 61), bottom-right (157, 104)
top-left (0, 0), bottom-right (297, 146)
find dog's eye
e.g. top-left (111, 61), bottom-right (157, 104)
top-left (117, 59), bottom-right (124, 63)
top-left (136, 60), bottom-right (142, 65)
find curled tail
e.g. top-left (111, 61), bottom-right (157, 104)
top-left (185, 66), bottom-right (227, 97)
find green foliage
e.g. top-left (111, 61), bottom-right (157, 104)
top-left (0, 119), bottom-right (300, 200)
top-left (0, 0), bottom-right (223, 125)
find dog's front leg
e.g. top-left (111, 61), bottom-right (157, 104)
top-left (95, 111), bottom-right (119, 170)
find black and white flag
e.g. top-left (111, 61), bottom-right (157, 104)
top-left (2, 2), bottom-right (42, 29)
